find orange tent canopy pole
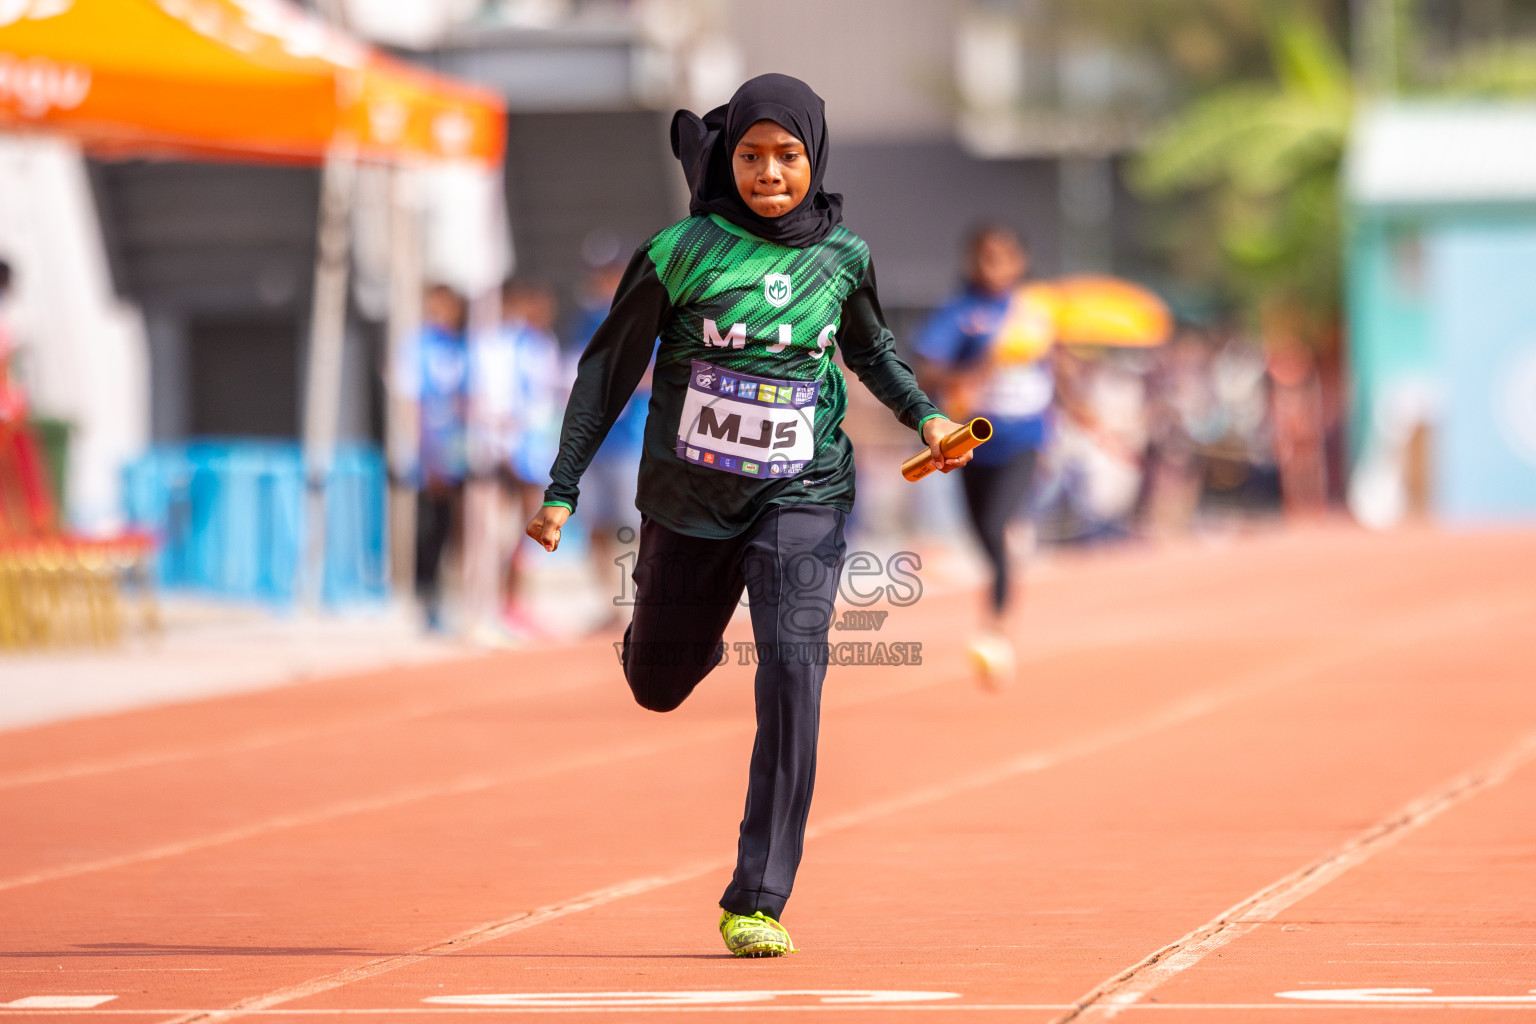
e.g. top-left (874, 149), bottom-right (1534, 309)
top-left (0, 0), bottom-right (504, 166)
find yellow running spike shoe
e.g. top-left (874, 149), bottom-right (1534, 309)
top-left (968, 629), bottom-right (1016, 692)
top-left (718, 908), bottom-right (795, 958)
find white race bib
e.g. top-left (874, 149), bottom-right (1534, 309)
top-left (980, 362), bottom-right (1054, 418)
top-left (676, 360), bottom-right (819, 479)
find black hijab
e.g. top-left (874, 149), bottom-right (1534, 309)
top-left (670, 73), bottom-right (844, 249)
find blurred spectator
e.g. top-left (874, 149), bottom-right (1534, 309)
top-left (0, 258), bottom-right (19, 426)
top-left (916, 225), bottom-right (1051, 681)
top-left (1140, 327), bottom-right (1219, 535)
top-left (1195, 335), bottom-right (1280, 516)
top-left (486, 277), bottom-right (564, 635)
top-left (1268, 340), bottom-right (1329, 518)
top-left (571, 259), bottom-right (647, 631)
top-left (1043, 347), bottom-right (1150, 542)
top-left (397, 283), bottom-right (468, 631)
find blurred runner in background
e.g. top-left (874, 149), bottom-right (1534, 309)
top-left (399, 284), bottom-right (469, 631)
top-left (490, 278), bottom-right (565, 636)
top-left (916, 225), bottom-right (1052, 687)
top-left (571, 259), bottom-right (649, 633)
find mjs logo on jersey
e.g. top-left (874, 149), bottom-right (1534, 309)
top-left (680, 359), bottom-right (819, 480)
top-left (764, 274), bottom-right (792, 309)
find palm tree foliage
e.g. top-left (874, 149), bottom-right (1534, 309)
top-left (1131, 13), bottom-right (1351, 339)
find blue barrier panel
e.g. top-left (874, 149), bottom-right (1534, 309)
top-left (1427, 227), bottom-right (1536, 522)
top-left (123, 441), bottom-right (389, 608)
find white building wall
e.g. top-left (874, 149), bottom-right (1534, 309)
top-left (0, 134), bottom-right (149, 533)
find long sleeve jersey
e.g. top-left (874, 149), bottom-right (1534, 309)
top-left (544, 213), bottom-right (942, 539)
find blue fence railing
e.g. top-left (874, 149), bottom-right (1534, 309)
top-left (123, 441), bottom-right (388, 608)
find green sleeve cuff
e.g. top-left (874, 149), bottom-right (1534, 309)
top-left (543, 501), bottom-right (574, 513)
top-left (916, 412), bottom-right (946, 436)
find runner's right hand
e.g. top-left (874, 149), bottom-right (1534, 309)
top-left (526, 504), bottom-right (570, 553)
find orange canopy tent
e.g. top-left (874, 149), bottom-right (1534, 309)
top-left (0, 0), bottom-right (504, 166)
top-left (2, 0), bottom-right (508, 607)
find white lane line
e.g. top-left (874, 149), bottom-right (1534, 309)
top-left (0, 564), bottom-right (1327, 796)
top-left (1348, 942), bottom-right (1534, 946)
top-left (10, 569), bottom-right (1501, 894)
top-left (24, 588), bottom-right (1522, 1020)
top-left (157, 634), bottom-right (1402, 1024)
top-left (1051, 729), bottom-right (1536, 1022)
top-left (0, 666), bottom-right (971, 898)
top-left (12, 1002), bottom-right (1536, 1014)
top-left (155, 870), bottom-right (724, 1024)
top-left (423, 991), bottom-right (959, 1007)
top-left (0, 727), bottom-right (743, 897)
top-left (1279, 988), bottom-right (1536, 1004)
top-left (0, 997), bottom-right (117, 1008)
top-left (0, 674), bottom-right (603, 792)
top-left (0, 605), bottom-right (1220, 896)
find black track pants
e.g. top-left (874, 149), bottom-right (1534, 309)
top-left (414, 487), bottom-right (461, 609)
top-left (621, 504), bottom-right (847, 921)
top-left (960, 447), bottom-right (1039, 614)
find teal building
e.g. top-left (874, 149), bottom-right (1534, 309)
top-left (1346, 104), bottom-right (1536, 525)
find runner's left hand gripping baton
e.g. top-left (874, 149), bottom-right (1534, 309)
top-left (901, 417), bottom-right (992, 481)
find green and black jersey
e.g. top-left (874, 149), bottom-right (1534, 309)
top-left (544, 214), bottom-right (942, 539)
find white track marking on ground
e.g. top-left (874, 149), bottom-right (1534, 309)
top-left (14, 1002), bottom-right (1536, 1014)
top-left (0, 606), bottom-right (1072, 795)
top-left (155, 870), bottom-right (725, 1024)
top-left (1051, 730), bottom-right (1536, 1022)
top-left (0, 728), bottom-right (738, 896)
top-left (1348, 941), bottom-right (1534, 946)
top-left (151, 629), bottom-right (1426, 1024)
top-left (0, 665), bottom-right (987, 897)
top-left (0, 673), bottom-right (605, 792)
top-left (0, 619), bottom-right (1088, 793)
top-left (0, 600), bottom-right (1278, 895)
top-left (0, 996), bottom-right (117, 1008)
top-left (0, 554), bottom-right (1351, 795)
top-left (423, 990), bottom-right (959, 1007)
top-left (1279, 988), bottom-right (1536, 1004)
top-left (18, 586), bottom-right (1524, 1020)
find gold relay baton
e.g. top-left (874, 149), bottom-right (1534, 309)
top-left (901, 417), bottom-right (993, 481)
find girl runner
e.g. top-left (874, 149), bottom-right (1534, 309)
top-left (525, 74), bottom-right (969, 957)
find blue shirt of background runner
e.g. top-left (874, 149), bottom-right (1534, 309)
top-left (415, 323), bottom-right (469, 485)
top-left (915, 287), bottom-right (1050, 466)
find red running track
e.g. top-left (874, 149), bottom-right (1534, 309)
top-left (2, 524), bottom-right (1535, 1022)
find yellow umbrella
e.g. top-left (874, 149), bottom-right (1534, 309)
top-left (1048, 275), bottom-right (1173, 348)
top-left (993, 276), bottom-right (1172, 358)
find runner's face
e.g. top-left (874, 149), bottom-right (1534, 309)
top-left (970, 235), bottom-right (1028, 296)
top-left (425, 289), bottom-right (464, 331)
top-left (733, 120), bottom-right (811, 219)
